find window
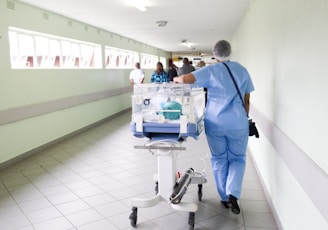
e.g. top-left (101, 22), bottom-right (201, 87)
top-left (160, 57), bottom-right (167, 68)
top-left (140, 53), bottom-right (158, 69)
top-left (105, 46), bottom-right (139, 69)
top-left (8, 27), bottom-right (102, 69)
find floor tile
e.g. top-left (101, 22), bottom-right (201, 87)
top-left (240, 200), bottom-right (272, 213)
top-left (73, 186), bottom-right (104, 198)
top-left (82, 193), bottom-right (116, 207)
top-left (242, 181), bottom-right (263, 191)
top-left (240, 190), bottom-right (267, 201)
top-left (107, 186), bottom-right (141, 200)
top-left (0, 204), bottom-right (24, 219)
top-left (56, 199), bottom-right (91, 215)
top-left (76, 219), bottom-right (119, 230)
top-left (107, 211), bottom-right (147, 229)
top-left (152, 212), bottom-right (190, 230)
top-left (47, 191), bottom-right (80, 205)
top-left (246, 228), bottom-right (278, 230)
top-left (137, 202), bottom-right (176, 220)
top-left (40, 183), bottom-right (70, 195)
top-left (0, 194), bottom-right (16, 207)
top-left (18, 197), bottom-right (53, 212)
top-left (197, 214), bottom-right (243, 230)
top-left (0, 214), bottom-right (31, 230)
top-left (244, 213), bottom-right (278, 228)
top-left (15, 225), bottom-right (35, 230)
top-left (33, 216), bottom-right (74, 230)
top-left (94, 201), bottom-right (130, 218)
top-left (65, 208), bottom-right (104, 227)
top-left (1, 174), bottom-right (30, 188)
top-left (25, 206), bottom-right (63, 224)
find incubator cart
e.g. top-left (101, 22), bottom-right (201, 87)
top-left (129, 83), bottom-right (207, 230)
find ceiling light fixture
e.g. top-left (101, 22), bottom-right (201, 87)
top-left (181, 39), bottom-right (192, 48)
top-left (126, 0), bottom-right (151, 12)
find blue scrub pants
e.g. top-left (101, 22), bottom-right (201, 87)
top-left (206, 129), bottom-right (249, 201)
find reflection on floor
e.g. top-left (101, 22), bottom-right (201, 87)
top-left (0, 112), bottom-right (278, 230)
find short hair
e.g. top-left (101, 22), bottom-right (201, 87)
top-left (197, 60), bottom-right (206, 68)
top-left (212, 40), bottom-right (231, 61)
top-left (183, 57), bottom-right (189, 64)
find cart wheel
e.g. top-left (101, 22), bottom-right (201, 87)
top-left (155, 181), bottom-right (159, 195)
top-left (129, 207), bottom-right (138, 227)
top-left (198, 184), bottom-right (203, 201)
top-left (188, 212), bottom-right (195, 230)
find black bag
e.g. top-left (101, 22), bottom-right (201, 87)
top-left (222, 62), bottom-right (259, 138)
top-left (249, 119), bottom-right (259, 138)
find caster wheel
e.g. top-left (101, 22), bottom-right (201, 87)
top-left (188, 212), bottom-right (195, 230)
top-left (129, 207), bottom-right (138, 227)
top-left (155, 181), bottom-right (158, 195)
top-left (198, 184), bottom-right (203, 201)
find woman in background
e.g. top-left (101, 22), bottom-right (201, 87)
top-left (151, 62), bottom-right (168, 83)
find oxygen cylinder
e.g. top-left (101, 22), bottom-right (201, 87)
top-left (170, 168), bottom-right (194, 204)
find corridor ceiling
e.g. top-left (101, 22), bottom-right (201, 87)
top-left (18, 0), bottom-right (250, 55)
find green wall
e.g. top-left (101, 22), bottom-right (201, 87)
top-left (0, 0), bottom-right (170, 165)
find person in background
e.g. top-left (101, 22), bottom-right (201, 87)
top-left (197, 60), bottom-right (207, 104)
top-left (177, 57), bottom-right (195, 75)
top-left (129, 62), bottom-right (144, 85)
top-left (151, 62), bottom-right (168, 83)
top-left (174, 40), bottom-right (254, 215)
top-left (168, 63), bottom-right (178, 82)
top-left (197, 60), bottom-right (206, 68)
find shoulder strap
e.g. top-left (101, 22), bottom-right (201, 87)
top-left (222, 62), bottom-right (248, 116)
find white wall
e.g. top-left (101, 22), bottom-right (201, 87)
top-left (232, 0), bottom-right (328, 229)
top-left (0, 0), bottom-right (170, 165)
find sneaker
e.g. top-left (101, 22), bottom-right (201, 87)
top-left (229, 195), bottom-right (240, 214)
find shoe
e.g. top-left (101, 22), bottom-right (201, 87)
top-left (229, 195), bottom-right (240, 214)
top-left (221, 200), bottom-right (229, 209)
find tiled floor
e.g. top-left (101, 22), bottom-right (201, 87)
top-left (0, 112), bottom-right (279, 230)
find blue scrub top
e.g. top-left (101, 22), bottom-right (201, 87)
top-left (193, 61), bottom-right (254, 131)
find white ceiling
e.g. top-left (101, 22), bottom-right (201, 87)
top-left (18, 0), bottom-right (250, 56)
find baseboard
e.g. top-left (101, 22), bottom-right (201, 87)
top-left (248, 148), bottom-right (283, 230)
top-left (0, 108), bottom-right (131, 171)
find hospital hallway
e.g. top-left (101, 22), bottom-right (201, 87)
top-left (1, 0), bottom-right (328, 229)
top-left (0, 111), bottom-right (278, 230)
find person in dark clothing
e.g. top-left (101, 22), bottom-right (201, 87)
top-left (168, 64), bottom-right (178, 82)
top-left (177, 57), bottom-right (195, 75)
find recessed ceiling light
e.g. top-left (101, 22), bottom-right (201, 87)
top-left (126, 0), bottom-right (151, 11)
top-left (181, 39), bottom-right (192, 48)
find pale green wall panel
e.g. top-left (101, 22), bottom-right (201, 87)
top-left (0, 0), bottom-right (170, 165)
top-left (0, 93), bottom-right (131, 164)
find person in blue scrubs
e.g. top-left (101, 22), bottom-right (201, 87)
top-left (174, 40), bottom-right (254, 215)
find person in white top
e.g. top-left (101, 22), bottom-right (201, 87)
top-left (129, 62), bottom-right (145, 85)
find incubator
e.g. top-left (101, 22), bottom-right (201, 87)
top-left (129, 83), bottom-right (207, 230)
top-left (131, 83), bottom-right (205, 139)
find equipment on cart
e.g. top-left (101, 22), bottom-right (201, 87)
top-left (170, 168), bottom-right (195, 204)
top-left (129, 83), bottom-right (207, 230)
